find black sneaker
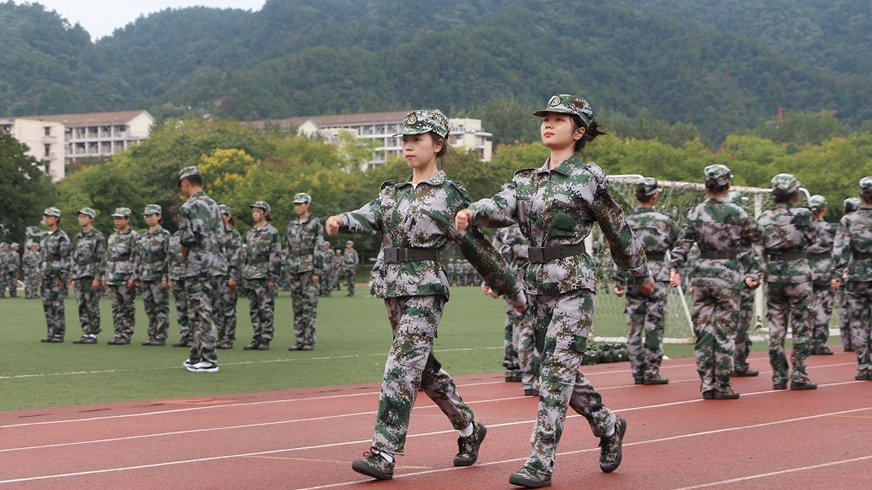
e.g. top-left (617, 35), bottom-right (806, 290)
top-left (713, 388), bottom-right (740, 399)
top-left (773, 382), bottom-right (787, 390)
top-left (454, 421), bottom-right (487, 466)
top-left (243, 341), bottom-right (261, 350)
top-left (816, 347), bottom-right (834, 355)
top-left (288, 344), bottom-right (304, 351)
top-left (643, 375), bottom-right (669, 385)
top-left (142, 339), bottom-right (165, 346)
top-left (49, 337), bottom-right (64, 343)
top-left (599, 416), bottom-right (627, 473)
top-left (524, 388), bottom-right (539, 397)
top-left (107, 338), bottom-right (130, 345)
top-left (509, 465), bottom-right (552, 488)
top-left (74, 336), bottom-right (97, 344)
top-left (351, 448), bottom-right (394, 480)
top-left (301, 345), bottom-right (314, 351)
top-left (172, 339), bottom-right (192, 348)
top-left (790, 381), bottom-right (817, 390)
top-left (257, 343), bottom-right (269, 351)
top-left (633, 376), bottom-right (644, 385)
top-left (733, 368), bottom-right (759, 377)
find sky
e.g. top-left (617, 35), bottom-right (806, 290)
top-left (31, 0), bottom-right (266, 40)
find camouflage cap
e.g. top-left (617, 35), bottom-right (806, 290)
top-left (844, 197), bottom-right (861, 213)
top-left (249, 200), bottom-right (271, 213)
top-left (346, 240), bottom-right (354, 246)
top-left (43, 207), bottom-right (61, 218)
top-left (77, 207), bottom-right (96, 219)
top-left (11, 242), bottom-right (18, 248)
top-left (143, 204), bottom-right (162, 216)
top-left (859, 177), bottom-right (872, 199)
top-left (728, 191), bottom-right (748, 206)
top-left (703, 164), bottom-right (732, 186)
top-left (178, 165), bottom-right (200, 182)
top-left (111, 207), bottom-right (132, 218)
top-left (219, 204), bottom-right (232, 216)
top-left (0, 242), bottom-right (6, 248)
top-left (807, 194), bottom-right (827, 211)
top-left (534, 94), bottom-right (595, 128)
top-left (394, 109), bottom-right (450, 139)
top-left (771, 173), bottom-right (801, 196)
top-left (293, 192), bottom-right (312, 204)
top-left (635, 177), bottom-right (659, 199)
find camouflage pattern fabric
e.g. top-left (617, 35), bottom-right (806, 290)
top-left (833, 204), bottom-right (872, 372)
top-left (808, 219), bottom-right (837, 351)
top-left (3, 248), bottom-right (20, 297)
top-left (107, 285), bottom-right (135, 340)
top-left (216, 227), bottom-right (242, 343)
top-left (71, 228), bottom-right (105, 337)
top-left (838, 290), bottom-right (852, 350)
top-left (242, 223), bottom-right (282, 345)
top-left (74, 279), bottom-right (102, 337)
top-left (40, 229), bottom-right (71, 340)
top-left (289, 271), bottom-right (318, 347)
top-left (319, 248), bottom-right (335, 296)
top-left (105, 228), bottom-right (138, 341)
top-left (285, 215), bottom-right (324, 347)
top-left (845, 281), bottom-right (872, 377)
top-left (690, 286), bottom-right (739, 391)
top-left (733, 286), bottom-right (756, 373)
top-left (139, 281), bottom-right (168, 341)
top-left (168, 231), bottom-right (190, 341)
top-left (246, 279), bottom-right (276, 344)
top-left (185, 276), bottom-right (220, 363)
top-left (23, 249), bottom-right (39, 299)
top-left (493, 225), bottom-right (534, 380)
top-left (342, 247), bottom-right (359, 296)
top-left (135, 226), bottom-right (171, 341)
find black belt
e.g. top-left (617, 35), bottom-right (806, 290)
top-left (766, 251), bottom-right (806, 261)
top-left (646, 252), bottom-right (666, 262)
top-left (383, 247), bottom-right (439, 263)
top-left (528, 243), bottom-right (585, 264)
top-left (854, 252), bottom-right (872, 260)
top-left (807, 252), bottom-right (831, 259)
top-left (699, 251), bottom-right (737, 260)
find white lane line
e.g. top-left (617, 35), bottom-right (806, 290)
top-left (673, 454), bottom-right (872, 489)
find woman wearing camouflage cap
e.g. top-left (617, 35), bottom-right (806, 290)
top-left (326, 109), bottom-right (526, 481)
top-left (71, 208), bottom-right (106, 344)
top-left (836, 197), bottom-right (862, 352)
top-left (457, 94), bottom-right (652, 488)
top-left (39, 207), bottom-right (71, 343)
top-left (806, 195), bottom-right (837, 356)
top-left (216, 204), bottom-right (242, 349)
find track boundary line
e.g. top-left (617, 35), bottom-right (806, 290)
top-left (673, 454), bottom-right (872, 489)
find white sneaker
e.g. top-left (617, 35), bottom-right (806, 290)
top-left (186, 361), bottom-right (219, 373)
top-left (182, 359), bottom-right (193, 368)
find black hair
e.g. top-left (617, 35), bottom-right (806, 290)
top-left (705, 181), bottom-right (730, 194)
top-left (635, 189), bottom-right (657, 203)
top-left (225, 215), bottom-right (236, 228)
top-left (182, 174), bottom-right (203, 187)
top-left (571, 116), bottom-right (607, 153)
top-left (772, 191), bottom-right (796, 204)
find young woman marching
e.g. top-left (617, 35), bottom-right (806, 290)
top-left (456, 94), bottom-right (653, 488)
top-left (325, 109), bottom-right (526, 480)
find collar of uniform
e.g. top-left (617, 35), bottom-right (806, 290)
top-left (78, 229), bottom-right (96, 237)
top-left (708, 196), bottom-right (729, 204)
top-left (534, 154), bottom-right (579, 177)
top-left (397, 170), bottom-right (447, 188)
top-left (773, 202), bottom-right (791, 209)
top-left (191, 191), bottom-right (206, 198)
top-left (633, 207), bottom-right (657, 214)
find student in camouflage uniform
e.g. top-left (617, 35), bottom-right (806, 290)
top-left (334, 249), bottom-right (343, 291)
top-left (837, 197), bottom-right (861, 352)
top-left (757, 174), bottom-right (820, 390)
top-left (103, 207), bottom-right (139, 345)
top-left (670, 164), bottom-right (762, 400)
top-left (328, 109), bottom-right (525, 481)
top-left (285, 192), bottom-right (324, 351)
top-left (216, 204), bottom-right (242, 349)
top-left (167, 229), bottom-right (191, 347)
top-left (807, 195), bottom-right (837, 356)
top-left (614, 177), bottom-right (679, 385)
top-left (39, 207), bottom-right (71, 342)
top-left (832, 177), bottom-right (872, 381)
top-left (71, 208), bottom-right (106, 344)
top-left (5, 242), bottom-right (20, 297)
top-left (133, 204), bottom-right (171, 346)
top-left (727, 191), bottom-right (762, 377)
top-left (241, 201), bottom-right (282, 351)
top-left (458, 95), bottom-right (649, 488)
top-left (342, 240), bottom-right (359, 296)
top-left (319, 242), bottom-right (335, 297)
top-left (177, 166), bottom-right (227, 373)
top-left (23, 242), bottom-right (40, 299)
top-left (0, 242), bottom-right (9, 297)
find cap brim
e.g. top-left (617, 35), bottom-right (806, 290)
top-left (533, 108), bottom-right (574, 117)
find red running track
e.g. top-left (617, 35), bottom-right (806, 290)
top-left (1, 352), bottom-right (870, 489)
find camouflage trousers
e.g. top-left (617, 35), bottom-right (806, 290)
top-left (503, 299), bottom-right (521, 368)
top-left (216, 278), bottom-right (238, 342)
top-left (767, 281), bottom-right (813, 385)
top-left (691, 286), bottom-right (739, 393)
top-left (838, 289), bottom-right (852, 350)
top-left (734, 287), bottom-right (756, 372)
top-left (289, 271), bottom-right (318, 347)
top-left (372, 295), bottom-right (473, 455)
top-left (74, 277), bottom-right (101, 336)
top-left (524, 291), bottom-right (616, 477)
top-left (107, 284), bottom-right (136, 340)
top-left (25, 272), bottom-right (39, 299)
top-left (811, 282), bottom-right (835, 351)
top-left (185, 276), bottom-right (219, 365)
top-left (141, 281), bottom-right (169, 341)
top-left (5, 272), bottom-right (17, 297)
top-left (845, 281), bottom-right (872, 376)
top-left (625, 281), bottom-right (668, 378)
top-left (172, 280), bottom-right (190, 341)
top-left (345, 268), bottom-right (357, 296)
top-left (318, 275), bottom-right (333, 296)
top-left (246, 279), bottom-right (275, 344)
top-left (505, 297), bottom-right (540, 391)
top-left (40, 276), bottom-right (66, 339)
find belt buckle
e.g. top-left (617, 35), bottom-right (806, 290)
top-left (528, 247), bottom-right (544, 263)
top-left (384, 248), bottom-right (397, 263)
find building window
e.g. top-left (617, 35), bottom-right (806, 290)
top-left (44, 144), bottom-right (51, 157)
top-left (44, 126), bottom-right (51, 136)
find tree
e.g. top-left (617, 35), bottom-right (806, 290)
top-left (0, 133), bottom-right (56, 241)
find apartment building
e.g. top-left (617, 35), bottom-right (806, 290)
top-left (0, 117), bottom-right (66, 181)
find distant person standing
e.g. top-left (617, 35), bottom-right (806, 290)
top-left (334, 249), bottom-right (343, 291)
top-left (71, 208), bottom-right (106, 344)
top-left (177, 166), bottom-right (227, 373)
top-left (0, 242), bottom-right (10, 298)
top-left (216, 204), bottom-right (242, 349)
top-left (319, 242), bottom-right (335, 297)
top-left (23, 241), bottom-right (40, 299)
top-left (728, 191), bottom-right (762, 377)
top-left (167, 229), bottom-right (192, 347)
top-left (837, 197), bottom-right (861, 352)
top-left (39, 207), bottom-right (71, 343)
top-left (103, 207), bottom-right (139, 345)
top-left (5, 242), bottom-right (20, 297)
top-left (342, 240), bottom-right (359, 296)
top-left (241, 201), bottom-right (282, 351)
top-left (134, 204), bottom-right (171, 346)
top-left (285, 192), bottom-right (324, 351)
top-left (807, 195), bottom-right (837, 356)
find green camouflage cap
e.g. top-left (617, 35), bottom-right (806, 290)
top-left (346, 240), bottom-right (354, 246)
top-left (859, 177), bottom-right (872, 199)
top-left (111, 207), bottom-right (132, 218)
top-left (0, 242), bottom-right (6, 248)
top-left (534, 94), bottom-right (595, 128)
top-left (703, 164), bottom-right (732, 186)
top-left (395, 109), bottom-right (450, 139)
top-left (807, 194), bottom-right (827, 211)
top-left (11, 242), bottom-right (18, 248)
top-left (293, 192), bottom-right (312, 204)
top-left (844, 197), bottom-right (861, 213)
top-left (219, 204), bottom-right (232, 215)
top-left (771, 173), bottom-right (801, 196)
top-left (77, 207), bottom-right (96, 219)
top-left (728, 191), bottom-right (748, 206)
top-left (178, 165), bottom-right (200, 182)
top-left (634, 177), bottom-right (659, 199)
top-left (143, 204), bottom-right (162, 216)
top-left (249, 200), bottom-right (271, 213)
top-left (43, 207), bottom-right (61, 218)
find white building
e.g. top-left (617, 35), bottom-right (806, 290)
top-left (251, 111), bottom-right (493, 167)
top-left (0, 117), bottom-right (66, 181)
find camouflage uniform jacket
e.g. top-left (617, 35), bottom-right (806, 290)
top-left (670, 197), bottom-right (762, 289)
top-left (807, 219), bottom-right (836, 285)
top-left (337, 170), bottom-right (522, 302)
top-left (757, 203), bottom-right (820, 283)
top-left (241, 223), bottom-right (282, 282)
top-left (179, 190), bottom-right (228, 278)
top-left (323, 249), bottom-right (336, 272)
top-left (4, 250), bottom-right (20, 274)
top-left (167, 231), bottom-right (186, 282)
top-left (341, 248), bottom-right (359, 268)
top-left (284, 216), bottom-right (324, 275)
top-left (221, 227), bottom-right (243, 281)
top-left (467, 156), bottom-right (650, 295)
top-left (104, 228), bottom-right (139, 285)
top-left (39, 228), bottom-right (71, 280)
top-left (133, 226), bottom-right (170, 283)
top-left (833, 205), bottom-right (872, 282)
top-left (23, 250), bottom-right (39, 272)
top-left (492, 224), bottom-right (529, 264)
top-left (71, 228), bottom-right (106, 280)
top-left (615, 207), bottom-right (679, 285)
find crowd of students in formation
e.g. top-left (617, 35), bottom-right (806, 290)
top-left (7, 93), bottom-right (870, 488)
